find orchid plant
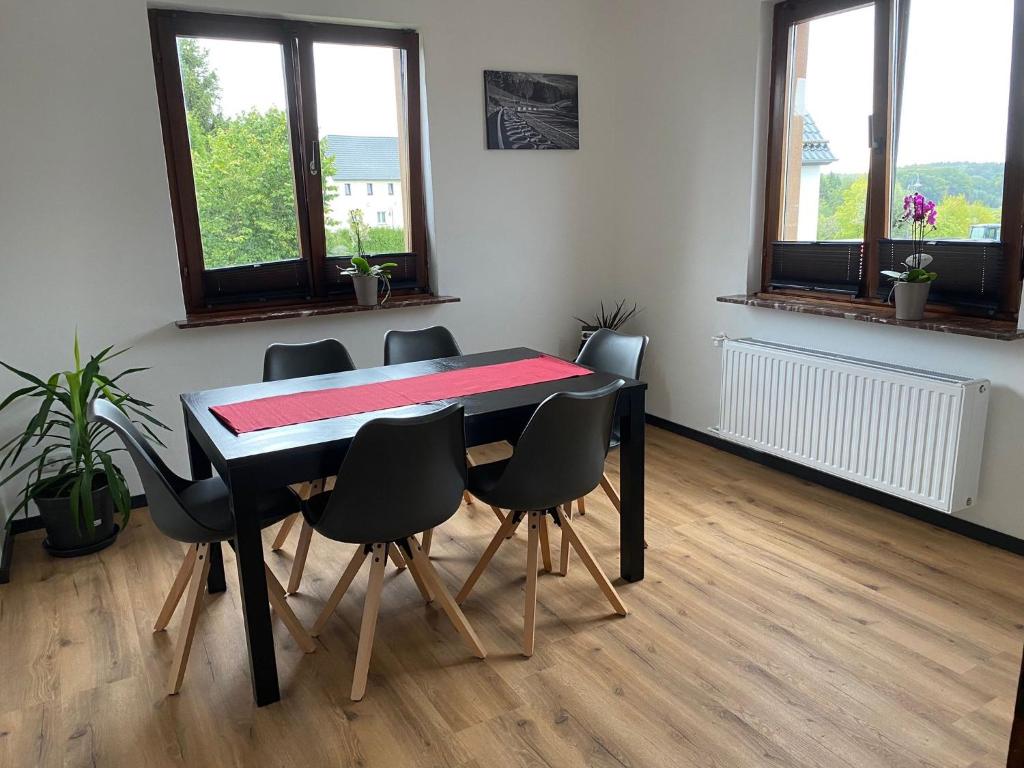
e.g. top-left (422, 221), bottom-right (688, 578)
top-left (882, 193), bottom-right (939, 284)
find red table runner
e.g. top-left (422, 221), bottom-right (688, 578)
top-left (210, 355), bottom-right (592, 435)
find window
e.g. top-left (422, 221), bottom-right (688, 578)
top-left (762, 0), bottom-right (1024, 319)
top-left (388, 183), bottom-right (395, 195)
top-left (367, 183), bottom-right (374, 196)
top-left (149, 11), bottom-right (428, 316)
top-left (377, 211), bottom-right (387, 224)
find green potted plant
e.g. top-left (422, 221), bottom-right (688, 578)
top-left (883, 193), bottom-right (939, 321)
top-left (340, 209), bottom-right (398, 306)
top-left (0, 336), bottom-right (167, 556)
top-left (574, 299), bottom-right (643, 349)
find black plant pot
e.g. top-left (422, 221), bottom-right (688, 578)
top-left (34, 474), bottom-right (119, 557)
top-left (580, 324), bottom-right (600, 352)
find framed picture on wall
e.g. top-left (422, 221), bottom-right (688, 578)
top-left (484, 70), bottom-right (579, 150)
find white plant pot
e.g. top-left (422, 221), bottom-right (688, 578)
top-left (894, 281), bottom-right (931, 321)
top-left (352, 274), bottom-right (379, 306)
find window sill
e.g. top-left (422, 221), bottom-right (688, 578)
top-left (717, 294), bottom-right (1024, 341)
top-left (176, 295), bottom-right (460, 329)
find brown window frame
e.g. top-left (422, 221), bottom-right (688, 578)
top-left (149, 9), bottom-right (429, 319)
top-left (761, 0), bottom-right (1024, 320)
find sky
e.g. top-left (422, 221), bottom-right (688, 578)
top-left (197, 38), bottom-right (400, 138)
top-left (801, 0), bottom-right (1012, 174)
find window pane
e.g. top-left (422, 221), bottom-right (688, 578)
top-left (781, 5), bottom-right (875, 242)
top-left (892, 0), bottom-right (1012, 240)
top-left (176, 37), bottom-right (302, 269)
top-left (314, 43), bottom-right (409, 257)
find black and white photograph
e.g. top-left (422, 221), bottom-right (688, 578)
top-left (484, 70), bottom-right (579, 150)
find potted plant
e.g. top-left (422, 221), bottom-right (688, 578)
top-left (0, 336), bottom-right (167, 556)
top-left (340, 209), bottom-right (398, 307)
top-left (883, 193), bottom-right (939, 321)
top-left (574, 300), bottom-right (643, 348)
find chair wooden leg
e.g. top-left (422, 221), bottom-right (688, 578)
top-left (396, 541), bottom-right (433, 603)
top-left (265, 564), bottom-right (316, 653)
top-left (538, 512), bottom-right (552, 573)
top-left (274, 478), bottom-right (322, 552)
top-left (556, 507), bottom-right (628, 616)
top-left (523, 512), bottom-right (541, 657)
top-left (456, 511), bottom-right (524, 604)
top-left (167, 543), bottom-right (211, 695)
top-left (464, 453), bottom-right (475, 504)
top-left (421, 528), bottom-right (434, 556)
top-left (312, 546), bottom-right (369, 637)
top-left (491, 505), bottom-right (506, 523)
top-left (388, 543), bottom-right (407, 571)
top-left (154, 544), bottom-right (198, 632)
top-left (271, 513), bottom-right (299, 551)
top-left (599, 473), bottom-right (620, 512)
top-left (351, 543), bottom-right (387, 701)
top-left (577, 496), bottom-right (587, 516)
top-left (559, 503), bottom-right (572, 576)
top-left (286, 519), bottom-right (315, 594)
top-left (405, 538), bottom-right (486, 658)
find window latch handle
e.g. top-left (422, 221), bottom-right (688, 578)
top-left (309, 141), bottom-right (319, 177)
top-left (868, 114), bottom-right (882, 151)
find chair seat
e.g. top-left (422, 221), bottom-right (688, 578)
top-left (469, 455), bottom-right (608, 512)
top-left (178, 477), bottom-right (301, 540)
top-left (466, 459), bottom-right (511, 505)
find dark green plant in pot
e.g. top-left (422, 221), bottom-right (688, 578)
top-left (0, 336), bottom-right (168, 554)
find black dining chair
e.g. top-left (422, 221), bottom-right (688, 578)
top-left (88, 398), bottom-right (315, 696)
top-left (264, 339), bottom-right (358, 593)
top-left (572, 329), bottom-right (649, 521)
top-left (383, 325), bottom-right (503, 539)
top-left (383, 325), bottom-right (462, 366)
top-left (455, 381), bottom-right (629, 657)
top-left (303, 403), bottom-right (486, 700)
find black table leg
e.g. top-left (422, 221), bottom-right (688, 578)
top-left (619, 387), bottom-right (646, 582)
top-left (184, 420), bottom-right (225, 594)
top-left (228, 476), bottom-right (280, 707)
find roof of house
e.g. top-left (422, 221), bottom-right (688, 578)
top-left (324, 135), bottom-right (401, 181)
top-left (802, 115), bottom-right (837, 166)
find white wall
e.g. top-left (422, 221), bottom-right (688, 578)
top-left (0, 0), bottom-right (617, 509)
top-left (608, 0), bottom-right (1024, 539)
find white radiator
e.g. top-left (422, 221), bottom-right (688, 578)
top-left (713, 338), bottom-right (989, 513)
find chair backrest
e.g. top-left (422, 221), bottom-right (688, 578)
top-left (311, 404), bottom-right (467, 544)
top-left (383, 326), bottom-right (462, 366)
top-left (263, 339), bottom-right (356, 382)
top-left (576, 328), bottom-right (649, 381)
top-left (87, 398), bottom-right (218, 543)
top-left (487, 380), bottom-right (624, 511)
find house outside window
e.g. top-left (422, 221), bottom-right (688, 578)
top-left (388, 183), bottom-right (395, 195)
top-left (367, 183), bottom-right (373, 196)
top-left (343, 183), bottom-right (351, 196)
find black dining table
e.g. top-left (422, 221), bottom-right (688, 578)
top-left (180, 346), bottom-right (647, 706)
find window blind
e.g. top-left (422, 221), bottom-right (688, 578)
top-left (875, 239), bottom-right (1007, 314)
top-left (769, 241), bottom-right (864, 295)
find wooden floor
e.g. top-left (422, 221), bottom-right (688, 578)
top-left (1, 427), bottom-right (1022, 767)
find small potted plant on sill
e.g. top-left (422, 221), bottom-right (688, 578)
top-left (883, 192), bottom-right (939, 321)
top-left (0, 335), bottom-right (168, 557)
top-left (574, 299), bottom-right (643, 349)
top-left (340, 209), bottom-right (398, 307)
